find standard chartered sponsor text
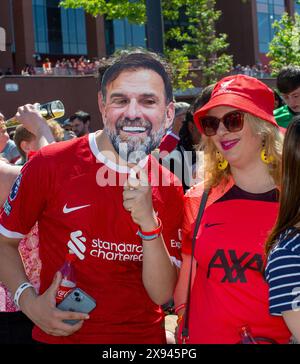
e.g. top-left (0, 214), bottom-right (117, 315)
top-left (90, 239), bottom-right (143, 261)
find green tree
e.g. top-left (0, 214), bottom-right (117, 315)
top-left (163, 0), bottom-right (232, 86)
top-left (60, 0), bottom-right (233, 88)
top-left (267, 12), bottom-right (300, 76)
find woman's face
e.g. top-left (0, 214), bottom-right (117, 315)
top-left (208, 106), bottom-right (262, 168)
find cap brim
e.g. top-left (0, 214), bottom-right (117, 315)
top-left (194, 93), bottom-right (278, 133)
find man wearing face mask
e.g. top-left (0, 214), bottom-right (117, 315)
top-left (0, 50), bottom-right (183, 344)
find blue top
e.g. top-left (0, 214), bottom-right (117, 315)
top-left (265, 227), bottom-right (300, 315)
top-left (0, 139), bottom-right (20, 163)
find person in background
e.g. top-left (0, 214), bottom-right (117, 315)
top-left (265, 115), bottom-right (300, 344)
top-left (70, 110), bottom-right (91, 137)
top-left (274, 66), bottom-right (300, 128)
top-left (8, 130), bottom-right (15, 141)
top-left (14, 120), bottom-right (63, 165)
top-left (42, 58), bottom-right (52, 74)
top-left (14, 126), bottom-right (37, 166)
top-left (159, 102), bottom-right (190, 154)
top-left (274, 89), bottom-right (285, 110)
top-left (0, 112), bottom-right (20, 163)
top-left (61, 119), bottom-right (76, 141)
top-left (174, 74), bottom-right (290, 344)
top-left (159, 87), bottom-right (214, 193)
top-left (46, 120), bottom-right (64, 142)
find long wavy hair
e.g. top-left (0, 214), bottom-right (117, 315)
top-left (200, 113), bottom-right (283, 189)
top-left (265, 117), bottom-right (300, 255)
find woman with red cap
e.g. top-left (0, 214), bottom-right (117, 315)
top-left (174, 74), bottom-right (291, 344)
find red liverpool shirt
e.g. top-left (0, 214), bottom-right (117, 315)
top-left (0, 133), bottom-right (183, 344)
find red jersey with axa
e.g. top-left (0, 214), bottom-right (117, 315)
top-left (206, 249), bottom-right (263, 283)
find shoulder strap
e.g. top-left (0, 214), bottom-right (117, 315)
top-left (181, 188), bottom-right (209, 343)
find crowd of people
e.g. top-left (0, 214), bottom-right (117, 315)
top-left (1, 48), bottom-right (300, 345)
top-left (17, 58), bottom-right (273, 79)
top-left (231, 63), bottom-right (271, 78)
top-left (21, 57), bottom-right (101, 76)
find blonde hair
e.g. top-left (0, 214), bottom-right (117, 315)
top-left (200, 113), bottom-right (283, 188)
top-left (47, 120), bottom-right (64, 142)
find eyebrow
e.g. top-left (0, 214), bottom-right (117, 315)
top-left (283, 91), bottom-right (300, 97)
top-left (109, 92), bottom-right (159, 99)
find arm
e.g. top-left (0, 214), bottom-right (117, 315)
top-left (265, 245), bottom-right (300, 342)
top-left (123, 167), bottom-right (177, 305)
top-left (14, 104), bottom-right (55, 148)
top-left (0, 121), bottom-right (9, 152)
top-left (0, 153), bottom-right (87, 336)
top-left (141, 220), bottom-right (177, 305)
top-left (0, 234), bottom-right (89, 336)
top-left (0, 161), bottom-right (21, 206)
top-left (282, 311), bottom-right (300, 342)
top-left (173, 252), bottom-right (197, 314)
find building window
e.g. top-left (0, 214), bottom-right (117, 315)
top-left (256, 0), bottom-right (285, 53)
top-left (105, 18), bottom-right (146, 54)
top-left (60, 7), bottom-right (87, 55)
top-left (32, 0), bottom-right (87, 55)
top-left (32, 0), bottom-right (49, 54)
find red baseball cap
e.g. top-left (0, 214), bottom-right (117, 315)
top-left (194, 74), bottom-right (279, 133)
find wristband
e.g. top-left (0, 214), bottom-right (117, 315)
top-left (137, 217), bottom-right (163, 239)
top-left (13, 282), bottom-right (34, 308)
top-left (137, 231), bottom-right (160, 241)
top-left (174, 303), bottom-right (186, 314)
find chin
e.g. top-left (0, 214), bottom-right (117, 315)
top-left (224, 154), bottom-right (240, 167)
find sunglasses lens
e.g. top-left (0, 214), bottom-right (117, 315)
top-left (200, 117), bottom-right (220, 136)
top-left (223, 111), bottom-right (244, 132)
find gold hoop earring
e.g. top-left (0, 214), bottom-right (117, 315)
top-left (216, 151), bottom-right (228, 170)
top-left (260, 141), bottom-right (274, 164)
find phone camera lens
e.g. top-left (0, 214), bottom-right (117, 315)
top-left (75, 297), bottom-right (81, 302)
top-left (74, 291), bottom-right (80, 297)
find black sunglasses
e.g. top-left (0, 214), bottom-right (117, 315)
top-left (199, 110), bottom-right (245, 136)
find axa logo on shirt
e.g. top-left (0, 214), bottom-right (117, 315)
top-left (67, 231), bottom-right (143, 262)
top-left (207, 249), bottom-right (263, 283)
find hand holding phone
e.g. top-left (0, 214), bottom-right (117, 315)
top-left (57, 287), bottom-right (96, 325)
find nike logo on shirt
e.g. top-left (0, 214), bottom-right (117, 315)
top-left (63, 204), bottom-right (91, 214)
top-left (204, 223), bottom-right (224, 228)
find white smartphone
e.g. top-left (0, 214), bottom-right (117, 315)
top-left (57, 287), bottom-right (96, 325)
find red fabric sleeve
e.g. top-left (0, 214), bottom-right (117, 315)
top-left (0, 151), bottom-right (50, 238)
top-left (159, 134), bottom-right (179, 154)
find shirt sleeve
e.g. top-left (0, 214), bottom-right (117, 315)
top-left (0, 151), bottom-right (50, 238)
top-left (159, 133), bottom-right (179, 154)
top-left (265, 246), bottom-right (300, 316)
